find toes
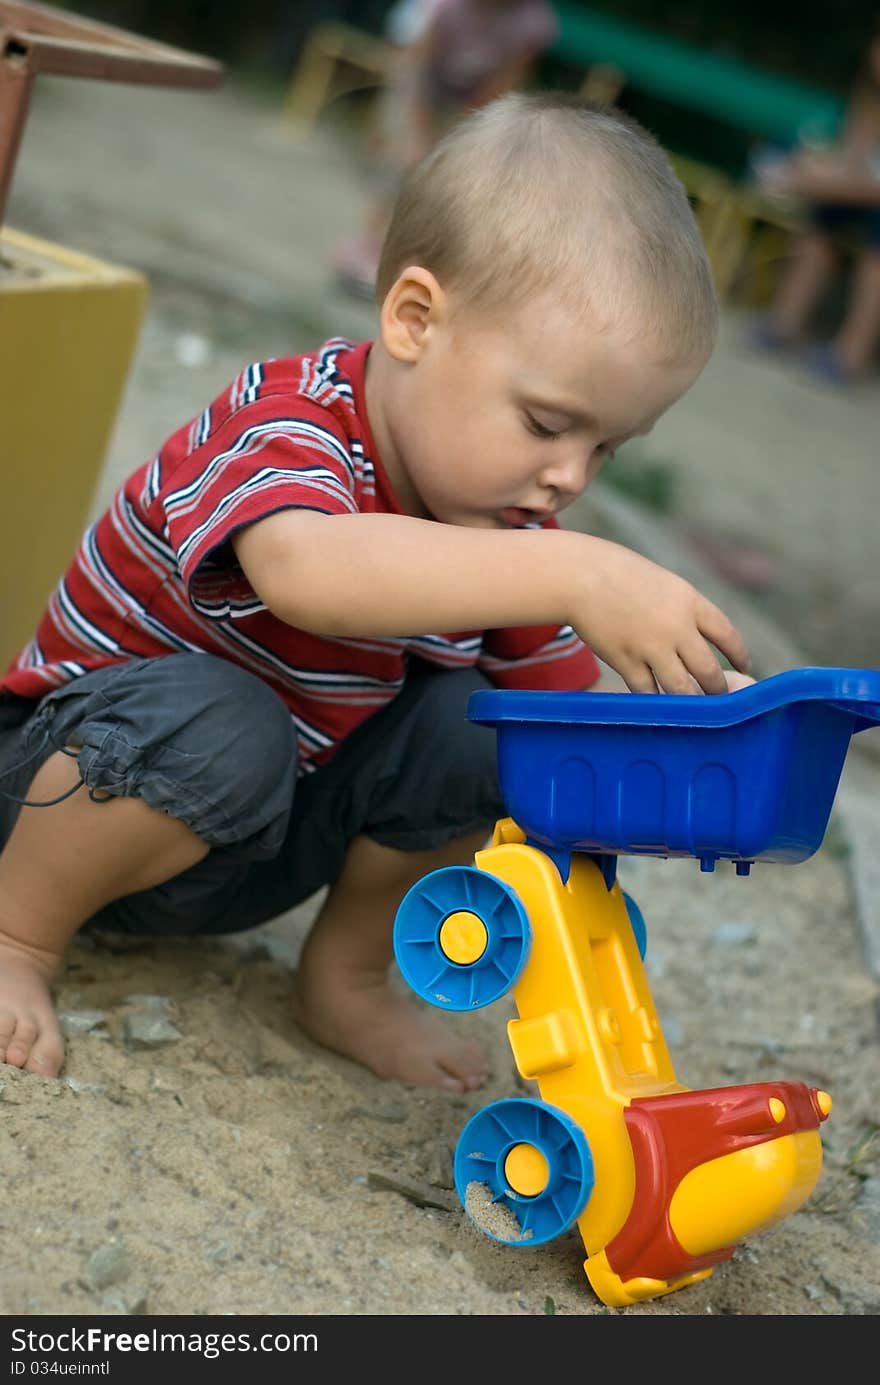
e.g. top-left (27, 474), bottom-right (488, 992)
top-left (4, 1015), bottom-right (39, 1068)
top-left (0, 1010), bottom-right (16, 1064)
top-left (462, 1072), bottom-right (488, 1091)
top-left (458, 1043), bottom-right (491, 1086)
top-left (435, 1066), bottom-right (487, 1093)
top-left (437, 1043), bottom-right (490, 1092)
top-left (26, 1017), bottom-right (65, 1076)
top-left (438, 1072), bottom-right (468, 1093)
top-left (26, 1040), bottom-right (65, 1078)
top-left (3, 1015), bottom-right (64, 1076)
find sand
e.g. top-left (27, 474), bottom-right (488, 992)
top-left (3, 839), bottom-right (878, 1319)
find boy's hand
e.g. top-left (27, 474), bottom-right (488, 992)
top-left (569, 538), bottom-right (750, 695)
top-left (588, 668), bottom-right (755, 694)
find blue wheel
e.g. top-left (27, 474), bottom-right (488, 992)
top-left (454, 1098), bottom-right (594, 1246)
top-left (622, 890), bottom-right (647, 959)
top-left (393, 866), bottom-right (531, 1010)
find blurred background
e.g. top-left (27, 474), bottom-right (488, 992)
top-left (3, 0), bottom-right (879, 675)
top-left (62, 0), bottom-right (880, 174)
top-left (66, 2), bottom-right (879, 95)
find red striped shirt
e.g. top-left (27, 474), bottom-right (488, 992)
top-left (3, 338), bottom-right (600, 772)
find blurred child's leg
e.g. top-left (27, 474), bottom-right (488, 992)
top-left (831, 246), bottom-right (880, 374)
top-left (331, 76), bottom-right (402, 299)
top-left (0, 655), bottom-right (298, 1076)
top-left (768, 225), bottom-right (839, 340)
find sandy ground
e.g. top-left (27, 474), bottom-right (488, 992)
top-left (2, 846), bottom-right (878, 1318)
top-left (2, 71), bottom-right (879, 1319)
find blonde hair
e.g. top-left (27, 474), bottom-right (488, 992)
top-left (376, 91), bottom-right (718, 361)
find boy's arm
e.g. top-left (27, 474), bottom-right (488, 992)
top-left (231, 509), bottom-right (749, 695)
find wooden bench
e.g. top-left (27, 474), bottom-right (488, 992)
top-left (280, 20), bottom-right (396, 137)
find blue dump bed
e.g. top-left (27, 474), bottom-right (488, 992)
top-left (467, 667), bottom-right (880, 870)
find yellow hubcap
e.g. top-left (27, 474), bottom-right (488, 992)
top-left (438, 911), bottom-right (488, 965)
top-left (504, 1143), bottom-right (549, 1197)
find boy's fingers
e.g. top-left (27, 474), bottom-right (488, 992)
top-left (697, 601), bottom-right (751, 674)
top-left (706, 620), bottom-right (748, 678)
top-left (652, 654), bottom-right (715, 696)
top-left (618, 653), bottom-right (723, 696)
top-left (686, 662), bottom-right (727, 696)
top-left (679, 640), bottom-right (731, 695)
top-left (617, 661), bottom-right (659, 694)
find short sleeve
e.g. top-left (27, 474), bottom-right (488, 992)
top-left (158, 399), bottom-right (357, 619)
top-left (478, 624), bottom-right (601, 690)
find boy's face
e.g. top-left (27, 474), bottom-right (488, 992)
top-left (376, 283), bottom-right (707, 529)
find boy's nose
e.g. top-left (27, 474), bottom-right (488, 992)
top-left (538, 448), bottom-right (594, 498)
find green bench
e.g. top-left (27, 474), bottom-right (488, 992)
top-left (550, 3), bottom-right (844, 147)
top-left (550, 4), bottom-right (847, 299)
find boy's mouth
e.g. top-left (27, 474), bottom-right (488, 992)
top-left (500, 506), bottom-right (552, 527)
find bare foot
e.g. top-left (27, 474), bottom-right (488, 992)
top-left (0, 939), bottom-right (65, 1076)
top-left (291, 969), bottom-right (490, 1093)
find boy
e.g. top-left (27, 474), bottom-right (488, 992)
top-left (0, 92), bottom-right (749, 1093)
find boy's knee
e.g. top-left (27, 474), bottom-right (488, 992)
top-left (366, 668), bottom-right (504, 843)
top-left (35, 655), bottom-right (298, 853)
top-left (408, 666), bottom-right (497, 762)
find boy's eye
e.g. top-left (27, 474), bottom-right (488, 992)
top-left (524, 412), bottom-right (563, 440)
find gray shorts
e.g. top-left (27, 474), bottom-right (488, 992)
top-left (0, 653), bottom-right (503, 937)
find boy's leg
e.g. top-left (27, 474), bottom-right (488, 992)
top-left (0, 655), bottom-right (299, 1076)
top-left (292, 829), bottom-right (492, 1091)
top-left (0, 749), bottom-right (208, 1074)
top-left (276, 661), bottom-right (505, 1090)
top-left (0, 657), bottom-right (504, 1090)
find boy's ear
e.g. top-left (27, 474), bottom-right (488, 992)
top-left (379, 266), bottom-right (447, 362)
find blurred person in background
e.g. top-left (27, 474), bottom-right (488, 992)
top-left (750, 15), bottom-right (880, 384)
top-left (333, 0), bottom-right (558, 298)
